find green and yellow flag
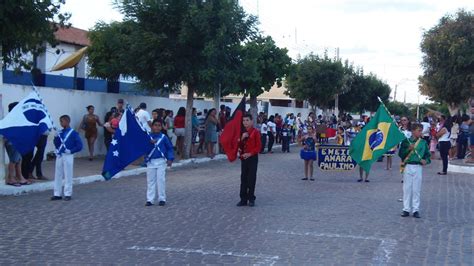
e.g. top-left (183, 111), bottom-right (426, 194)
top-left (349, 104), bottom-right (406, 173)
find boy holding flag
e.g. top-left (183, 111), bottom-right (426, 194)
top-left (399, 123), bottom-right (431, 218)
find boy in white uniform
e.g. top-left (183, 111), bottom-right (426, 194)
top-left (399, 123), bottom-right (431, 218)
top-left (51, 115), bottom-right (83, 201)
top-left (145, 119), bottom-right (174, 206)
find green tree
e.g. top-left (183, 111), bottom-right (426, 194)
top-left (286, 53), bottom-right (345, 110)
top-left (1, 0), bottom-right (70, 71)
top-left (88, 0), bottom-right (257, 158)
top-left (386, 101), bottom-right (411, 119)
top-left (338, 69), bottom-right (391, 114)
top-left (234, 35), bottom-right (291, 121)
top-left (419, 9), bottom-right (474, 115)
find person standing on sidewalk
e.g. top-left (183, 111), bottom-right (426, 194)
top-left (237, 114), bottom-right (262, 207)
top-left (51, 115), bottom-right (83, 201)
top-left (399, 123), bottom-right (431, 218)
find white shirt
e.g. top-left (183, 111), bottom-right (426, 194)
top-left (400, 127), bottom-right (412, 139)
top-left (437, 123), bottom-right (450, 142)
top-left (136, 109), bottom-right (152, 132)
top-left (421, 122), bottom-right (430, 137)
top-left (267, 121), bottom-right (276, 134)
top-left (260, 123), bottom-right (268, 134)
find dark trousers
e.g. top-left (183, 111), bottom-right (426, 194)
top-left (423, 136), bottom-right (430, 144)
top-left (439, 141), bottom-right (451, 173)
top-left (21, 135), bottom-right (48, 178)
top-left (240, 155), bottom-right (258, 202)
top-left (260, 134), bottom-right (267, 153)
top-left (276, 128), bottom-right (282, 144)
top-left (282, 137), bottom-right (290, 152)
top-left (31, 135), bottom-right (47, 177)
top-left (457, 137), bottom-right (468, 159)
top-left (267, 133), bottom-right (275, 152)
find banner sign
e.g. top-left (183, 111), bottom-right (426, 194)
top-left (317, 145), bottom-right (357, 171)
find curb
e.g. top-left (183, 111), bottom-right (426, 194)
top-left (0, 154), bottom-right (228, 196)
top-left (448, 162), bottom-right (474, 175)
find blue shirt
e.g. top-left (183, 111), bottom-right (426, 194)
top-left (304, 137), bottom-right (316, 151)
top-left (53, 128), bottom-right (83, 154)
top-left (147, 132), bottom-right (174, 161)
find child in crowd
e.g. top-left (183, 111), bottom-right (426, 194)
top-left (399, 123), bottom-right (431, 218)
top-left (384, 146), bottom-right (396, 170)
top-left (51, 115), bottom-right (83, 201)
top-left (260, 117), bottom-right (268, 154)
top-left (336, 126), bottom-right (345, 145)
top-left (145, 119), bottom-right (174, 207)
top-left (281, 123), bottom-right (291, 153)
top-left (300, 127), bottom-right (317, 181)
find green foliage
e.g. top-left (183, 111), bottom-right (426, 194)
top-left (235, 36), bottom-right (291, 98)
top-left (1, 0), bottom-right (70, 70)
top-left (88, 0), bottom-right (258, 93)
top-left (286, 53), bottom-right (345, 109)
top-left (419, 9), bottom-right (474, 112)
top-left (386, 101), bottom-right (411, 118)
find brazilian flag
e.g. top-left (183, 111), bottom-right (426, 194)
top-left (349, 104), bottom-right (406, 172)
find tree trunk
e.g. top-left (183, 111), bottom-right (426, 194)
top-left (249, 95), bottom-right (258, 126)
top-left (447, 103), bottom-right (460, 116)
top-left (183, 84), bottom-right (194, 159)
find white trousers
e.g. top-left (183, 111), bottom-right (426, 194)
top-left (54, 154), bottom-right (74, 197)
top-left (403, 164), bottom-right (423, 212)
top-left (147, 159), bottom-right (167, 203)
top-left (167, 129), bottom-right (177, 147)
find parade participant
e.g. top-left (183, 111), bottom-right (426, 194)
top-left (281, 123), bottom-right (291, 153)
top-left (266, 115), bottom-right (276, 153)
top-left (436, 115), bottom-right (452, 175)
top-left (336, 126), bottom-right (345, 145)
top-left (399, 123), bottom-right (431, 218)
top-left (145, 119), bottom-right (174, 207)
top-left (51, 115), bottom-right (83, 201)
top-left (300, 127), bottom-right (317, 181)
top-left (237, 114), bottom-right (261, 207)
top-left (260, 117), bottom-right (268, 154)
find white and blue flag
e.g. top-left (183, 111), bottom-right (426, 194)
top-left (102, 107), bottom-right (152, 180)
top-left (0, 91), bottom-right (53, 155)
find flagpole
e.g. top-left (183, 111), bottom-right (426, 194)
top-left (0, 45), bottom-right (5, 181)
top-left (377, 96), bottom-right (422, 160)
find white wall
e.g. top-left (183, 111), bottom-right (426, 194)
top-left (1, 84), bottom-right (313, 158)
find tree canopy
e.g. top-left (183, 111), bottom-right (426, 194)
top-left (286, 53), bottom-right (345, 109)
top-left (1, 0), bottom-right (70, 71)
top-left (419, 9), bottom-right (474, 115)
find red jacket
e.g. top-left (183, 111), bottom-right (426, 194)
top-left (240, 127), bottom-right (261, 159)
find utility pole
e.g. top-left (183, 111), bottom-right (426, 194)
top-left (403, 91), bottom-right (406, 104)
top-left (334, 47), bottom-right (340, 117)
top-left (393, 85), bottom-right (397, 102)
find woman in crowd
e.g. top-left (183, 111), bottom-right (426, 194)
top-left (174, 107), bottom-right (186, 159)
top-left (436, 115), bottom-right (452, 175)
top-left (449, 115), bottom-right (459, 160)
top-left (80, 105), bottom-right (102, 161)
top-left (164, 110), bottom-right (176, 147)
top-left (267, 115), bottom-right (276, 153)
top-left (205, 108), bottom-right (219, 158)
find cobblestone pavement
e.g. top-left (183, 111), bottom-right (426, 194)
top-left (0, 149), bottom-right (472, 265)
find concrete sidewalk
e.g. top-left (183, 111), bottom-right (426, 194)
top-left (0, 153), bottom-right (228, 196)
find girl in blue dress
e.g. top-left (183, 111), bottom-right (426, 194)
top-left (300, 127), bottom-right (317, 181)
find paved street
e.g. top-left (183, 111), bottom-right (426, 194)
top-left (0, 149), bottom-right (473, 265)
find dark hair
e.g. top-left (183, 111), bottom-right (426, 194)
top-left (338, 126), bottom-right (344, 132)
top-left (461, 114), bottom-right (470, 122)
top-left (411, 123), bottom-right (423, 131)
top-left (177, 107), bottom-right (186, 117)
top-left (243, 113), bottom-right (253, 120)
top-left (152, 119), bottom-right (163, 126)
top-left (220, 104), bottom-right (225, 110)
top-left (60, 115), bottom-right (70, 122)
top-left (423, 116), bottom-right (429, 123)
top-left (8, 102), bottom-right (18, 112)
top-left (87, 105), bottom-right (94, 111)
top-left (206, 108), bottom-right (216, 121)
top-left (139, 102), bottom-right (147, 109)
top-left (268, 115), bottom-right (275, 122)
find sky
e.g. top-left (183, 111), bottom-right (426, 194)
top-left (61, 0), bottom-right (474, 104)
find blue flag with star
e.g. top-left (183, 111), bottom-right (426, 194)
top-left (102, 107), bottom-right (151, 180)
